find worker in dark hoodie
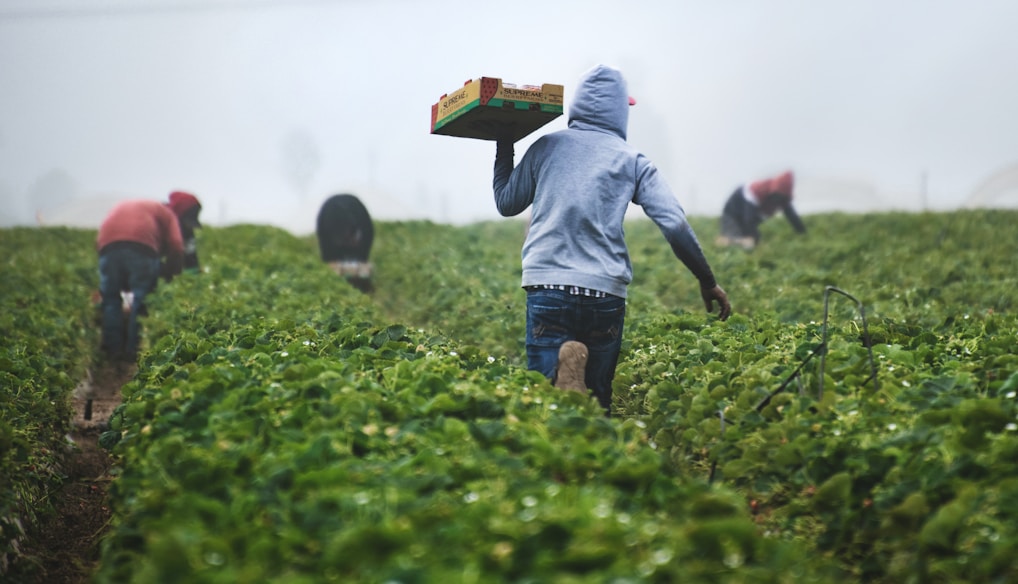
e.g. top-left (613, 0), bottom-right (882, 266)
top-left (491, 64), bottom-right (731, 415)
top-left (316, 193), bottom-right (375, 293)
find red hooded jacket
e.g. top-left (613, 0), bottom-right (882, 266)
top-left (748, 171), bottom-right (795, 217)
top-left (96, 200), bottom-right (185, 276)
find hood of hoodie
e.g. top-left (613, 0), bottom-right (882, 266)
top-left (167, 191), bottom-right (202, 228)
top-left (567, 64), bottom-right (629, 140)
top-left (749, 171), bottom-right (795, 200)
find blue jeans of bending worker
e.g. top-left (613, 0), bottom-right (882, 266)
top-left (525, 288), bottom-right (626, 413)
top-left (98, 244), bottom-right (160, 360)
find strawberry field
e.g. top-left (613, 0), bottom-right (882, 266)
top-left (3, 210), bottom-right (1018, 582)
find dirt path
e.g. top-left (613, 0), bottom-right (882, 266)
top-left (9, 363), bottom-right (133, 584)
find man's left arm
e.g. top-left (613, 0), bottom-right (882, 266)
top-left (160, 210), bottom-right (185, 280)
top-left (635, 160), bottom-right (718, 288)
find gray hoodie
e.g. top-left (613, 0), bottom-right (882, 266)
top-left (493, 64), bottom-right (715, 298)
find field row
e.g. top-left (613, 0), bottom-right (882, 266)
top-left (2, 210), bottom-right (1017, 582)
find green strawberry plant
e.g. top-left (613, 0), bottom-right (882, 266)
top-left (0, 227), bottom-right (99, 570)
top-left (4, 209), bottom-right (1018, 582)
top-left (92, 224), bottom-right (835, 582)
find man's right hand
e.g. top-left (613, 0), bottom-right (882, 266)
top-left (701, 284), bottom-right (732, 321)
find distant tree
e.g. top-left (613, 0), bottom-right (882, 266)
top-left (28, 169), bottom-right (79, 223)
top-left (280, 128), bottom-right (320, 200)
top-left (0, 180), bottom-right (24, 226)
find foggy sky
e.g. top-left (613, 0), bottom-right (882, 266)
top-left (2, 0), bottom-right (1017, 232)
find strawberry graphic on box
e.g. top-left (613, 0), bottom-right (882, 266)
top-left (430, 76), bottom-right (564, 142)
top-left (479, 77), bottom-right (500, 106)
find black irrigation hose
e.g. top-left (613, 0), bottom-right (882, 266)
top-left (708, 345), bottom-right (824, 484)
top-left (819, 285), bottom-right (880, 399)
top-left (753, 342), bottom-right (827, 413)
top-left (707, 285), bottom-right (879, 485)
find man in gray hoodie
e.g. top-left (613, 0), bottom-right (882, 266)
top-left (492, 64), bottom-right (731, 414)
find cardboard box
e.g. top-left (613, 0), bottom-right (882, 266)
top-left (431, 77), bottom-right (564, 142)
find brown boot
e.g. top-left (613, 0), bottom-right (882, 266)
top-left (554, 341), bottom-right (588, 393)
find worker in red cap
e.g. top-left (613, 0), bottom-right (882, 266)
top-left (95, 191), bottom-right (201, 362)
top-left (167, 190), bottom-right (203, 272)
top-left (717, 170), bottom-right (806, 250)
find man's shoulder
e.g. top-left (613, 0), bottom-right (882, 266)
top-left (538, 127), bottom-right (629, 150)
top-left (113, 199), bottom-right (170, 216)
top-left (103, 199), bottom-right (161, 222)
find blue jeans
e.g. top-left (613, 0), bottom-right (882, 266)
top-left (98, 244), bottom-right (161, 358)
top-left (525, 288), bottom-right (626, 413)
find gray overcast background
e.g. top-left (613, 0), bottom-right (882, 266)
top-left (2, 0), bottom-right (1017, 233)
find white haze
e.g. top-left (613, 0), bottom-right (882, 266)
top-left (1, 0), bottom-right (1017, 233)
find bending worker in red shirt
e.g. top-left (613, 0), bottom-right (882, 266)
top-left (96, 193), bottom-right (199, 361)
top-left (717, 170), bottom-right (806, 250)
